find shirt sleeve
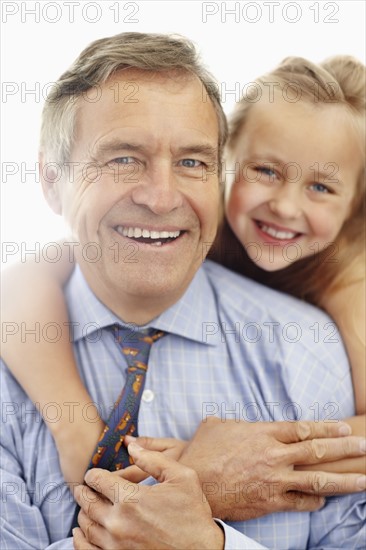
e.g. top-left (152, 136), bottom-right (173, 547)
top-left (0, 432), bottom-right (74, 550)
top-left (215, 520), bottom-right (268, 549)
top-left (0, 363), bottom-right (74, 550)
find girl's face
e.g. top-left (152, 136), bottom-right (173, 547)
top-left (226, 97), bottom-right (362, 271)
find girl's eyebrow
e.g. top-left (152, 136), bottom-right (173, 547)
top-left (310, 167), bottom-right (343, 186)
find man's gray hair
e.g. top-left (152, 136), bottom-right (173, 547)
top-left (40, 32), bottom-right (228, 169)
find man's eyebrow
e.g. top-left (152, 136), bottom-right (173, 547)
top-left (93, 140), bottom-right (145, 156)
top-left (176, 145), bottom-right (218, 162)
top-left (93, 141), bottom-right (218, 162)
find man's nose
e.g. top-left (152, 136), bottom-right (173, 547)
top-left (268, 184), bottom-right (302, 220)
top-left (131, 163), bottom-right (184, 214)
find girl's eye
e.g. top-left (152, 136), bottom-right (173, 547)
top-left (179, 159), bottom-right (203, 168)
top-left (309, 183), bottom-right (331, 193)
top-left (255, 166), bottom-right (276, 178)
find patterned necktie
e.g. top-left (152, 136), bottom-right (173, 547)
top-left (89, 324), bottom-right (165, 471)
top-left (68, 324), bottom-right (165, 536)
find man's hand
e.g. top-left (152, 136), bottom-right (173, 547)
top-left (112, 435), bottom-right (187, 484)
top-left (73, 442), bottom-right (224, 550)
top-left (73, 528), bottom-right (100, 550)
top-left (179, 417), bottom-right (366, 520)
top-left (123, 418), bottom-right (366, 522)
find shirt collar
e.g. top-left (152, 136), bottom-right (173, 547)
top-left (65, 264), bottom-right (220, 347)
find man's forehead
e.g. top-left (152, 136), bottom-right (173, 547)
top-left (72, 68), bottom-right (219, 158)
top-left (81, 67), bottom-right (206, 104)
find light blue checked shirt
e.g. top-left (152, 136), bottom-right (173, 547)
top-left (1, 261), bottom-right (365, 549)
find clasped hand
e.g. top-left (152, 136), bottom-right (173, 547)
top-left (72, 441), bottom-right (224, 550)
top-left (73, 417), bottom-right (366, 548)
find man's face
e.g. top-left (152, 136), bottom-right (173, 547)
top-left (51, 70), bottom-right (220, 319)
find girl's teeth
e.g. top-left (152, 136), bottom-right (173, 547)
top-left (260, 223), bottom-right (297, 240)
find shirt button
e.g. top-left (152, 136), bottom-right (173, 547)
top-left (142, 389), bottom-right (154, 403)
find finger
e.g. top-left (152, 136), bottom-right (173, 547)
top-left (83, 468), bottom-right (134, 504)
top-left (280, 436), bottom-right (366, 465)
top-left (296, 455), bottom-right (366, 474)
top-left (74, 484), bottom-right (103, 512)
top-left (74, 483), bottom-right (112, 526)
top-left (72, 527), bottom-right (100, 550)
top-left (125, 434), bottom-right (185, 452)
top-left (277, 492), bottom-right (326, 513)
top-left (128, 441), bottom-right (197, 484)
top-left (110, 464), bottom-right (149, 483)
top-left (275, 420), bottom-right (352, 444)
top-left (287, 469), bottom-right (366, 495)
top-left (77, 511), bottom-right (105, 549)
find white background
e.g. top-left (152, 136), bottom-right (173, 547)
top-left (1, 0), bottom-right (365, 266)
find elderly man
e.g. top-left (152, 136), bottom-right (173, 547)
top-left (1, 32), bottom-right (365, 549)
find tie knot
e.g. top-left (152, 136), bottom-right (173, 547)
top-left (112, 324), bottom-right (165, 368)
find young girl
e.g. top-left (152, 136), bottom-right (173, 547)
top-left (2, 55), bottom-right (365, 484)
top-left (210, 55), bottom-right (365, 473)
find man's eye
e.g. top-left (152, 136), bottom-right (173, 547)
top-left (111, 157), bottom-right (136, 165)
top-left (309, 183), bottom-right (331, 193)
top-left (179, 159), bottom-right (203, 168)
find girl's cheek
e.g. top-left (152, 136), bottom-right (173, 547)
top-left (235, 185), bottom-right (262, 213)
top-left (308, 204), bottom-right (344, 240)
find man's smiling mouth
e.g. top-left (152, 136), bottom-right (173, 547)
top-left (115, 225), bottom-right (183, 246)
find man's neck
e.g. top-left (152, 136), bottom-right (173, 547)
top-left (79, 266), bottom-right (190, 326)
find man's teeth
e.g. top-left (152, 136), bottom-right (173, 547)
top-left (116, 226), bottom-right (181, 240)
top-left (259, 223), bottom-right (297, 240)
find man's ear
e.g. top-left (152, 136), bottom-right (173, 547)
top-left (39, 152), bottom-right (63, 214)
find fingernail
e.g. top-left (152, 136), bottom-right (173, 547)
top-left (360, 439), bottom-right (366, 453)
top-left (84, 469), bottom-right (94, 482)
top-left (356, 476), bottom-right (366, 490)
top-left (338, 423), bottom-right (351, 436)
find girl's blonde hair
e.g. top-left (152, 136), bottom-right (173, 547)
top-left (211, 55), bottom-right (365, 305)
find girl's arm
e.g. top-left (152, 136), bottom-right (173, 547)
top-left (324, 277), bottom-right (366, 415)
top-left (306, 276), bottom-right (366, 474)
top-left (1, 244), bottom-right (364, 483)
top-left (1, 242), bottom-right (104, 485)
